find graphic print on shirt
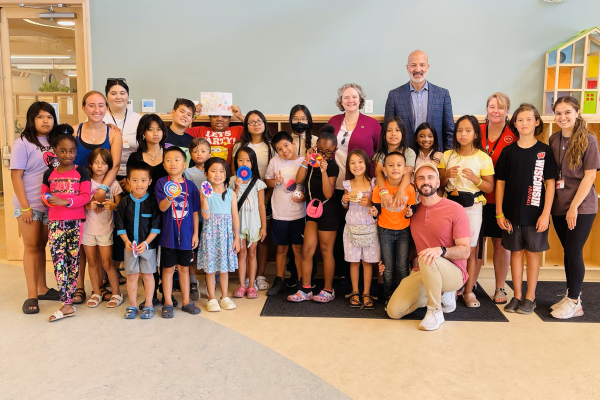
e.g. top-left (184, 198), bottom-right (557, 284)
top-left (42, 148), bottom-right (59, 168)
top-left (171, 190), bottom-right (189, 220)
top-left (528, 152), bottom-right (546, 207)
top-left (49, 177), bottom-right (79, 194)
top-left (205, 130), bottom-right (237, 161)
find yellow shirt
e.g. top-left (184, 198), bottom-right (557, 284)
top-left (438, 149), bottom-right (494, 203)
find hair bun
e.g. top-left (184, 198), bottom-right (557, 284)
top-left (320, 124), bottom-right (335, 134)
top-left (53, 123), bottom-right (74, 135)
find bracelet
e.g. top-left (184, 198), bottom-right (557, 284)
top-left (475, 177), bottom-right (483, 187)
top-left (341, 200), bottom-right (349, 206)
top-left (143, 241), bottom-right (149, 249)
top-left (66, 198), bottom-right (74, 208)
top-left (275, 182), bottom-right (282, 187)
top-left (201, 207), bottom-right (210, 213)
top-left (379, 189), bottom-right (389, 196)
top-left (300, 164), bottom-right (308, 169)
top-left (98, 184), bottom-right (110, 193)
top-left (21, 207), bottom-right (31, 212)
top-left (495, 213), bottom-right (504, 219)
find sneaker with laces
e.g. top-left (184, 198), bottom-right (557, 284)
top-left (550, 289), bottom-right (569, 311)
top-left (206, 299), bottom-right (220, 312)
top-left (219, 297), bottom-right (236, 310)
top-left (419, 307), bottom-right (445, 331)
top-left (551, 296), bottom-right (584, 319)
top-left (441, 291), bottom-right (456, 313)
top-left (190, 282), bottom-right (200, 302)
top-left (313, 290), bottom-right (335, 303)
top-left (266, 276), bottom-right (285, 296)
top-left (287, 290), bottom-right (313, 302)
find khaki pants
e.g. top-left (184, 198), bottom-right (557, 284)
top-left (387, 257), bottom-right (464, 319)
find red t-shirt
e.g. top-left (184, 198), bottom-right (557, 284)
top-left (186, 125), bottom-right (244, 164)
top-left (480, 123), bottom-right (518, 204)
top-left (411, 198), bottom-right (471, 284)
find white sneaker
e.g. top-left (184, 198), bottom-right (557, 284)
top-left (550, 289), bottom-right (569, 311)
top-left (256, 276), bottom-right (269, 291)
top-left (441, 291), bottom-right (456, 313)
top-left (419, 307), bottom-right (445, 331)
top-left (244, 278), bottom-right (258, 290)
top-left (551, 296), bottom-right (583, 319)
top-left (219, 297), bottom-right (237, 310)
top-left (207, 299), bottom-right (220, 312)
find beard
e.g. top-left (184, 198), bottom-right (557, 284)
top-left (409, 71), bottom-right (427, 84)
top-left (417, 183), bottom-right (437, 197)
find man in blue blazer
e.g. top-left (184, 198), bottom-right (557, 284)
top-left (384, 50), bottom-right (454, 150)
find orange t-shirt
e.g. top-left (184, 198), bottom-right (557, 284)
top-left (480, 123), bottom-right (517, 204)
top-left (372, 180), bottom-right (416, 230)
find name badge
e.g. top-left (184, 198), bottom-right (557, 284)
top-left (556, 179), bottom-right (565, 190)
top-left (123, 142), bottom-right (130, 149)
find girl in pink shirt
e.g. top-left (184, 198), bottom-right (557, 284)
top-left (41, 129), bottom-right (91, 321)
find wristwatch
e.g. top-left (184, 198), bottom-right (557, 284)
top-left (440, 246), bottom-right (447, 257)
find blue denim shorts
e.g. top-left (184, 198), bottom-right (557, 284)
top-left (13, 208), bottom-right (49, 225)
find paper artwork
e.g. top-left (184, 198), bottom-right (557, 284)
top-left (200, 92), bottom-right (233, 116)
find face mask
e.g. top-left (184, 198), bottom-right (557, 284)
top-left (291, 122), bottom-right (309, 133)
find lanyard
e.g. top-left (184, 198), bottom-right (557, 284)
top-left (110, 109), bottom-right (128, 131)
top-left (484, 123), bottom-right (506, 156)
top-left (169, 177), bottom-right (188, 245)
top-left (557, 132), bottom-right (569, 179)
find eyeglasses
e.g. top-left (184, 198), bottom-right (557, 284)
top-left (292, 117), bottom-right (308, 123)
top-left (341, 131), bottom-right (349, 145)
top-left (247, 120), bottom-right (264, 126)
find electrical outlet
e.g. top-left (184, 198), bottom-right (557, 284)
top-left (365, 99), bottom-right (374, 114)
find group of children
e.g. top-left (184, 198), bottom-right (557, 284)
top-left (24, 94), bottom-right (570, 321)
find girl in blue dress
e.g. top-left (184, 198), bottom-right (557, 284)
top-left (199, 157), bottom-right (241, 312)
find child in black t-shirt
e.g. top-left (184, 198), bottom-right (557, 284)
top-left (495, 104), bottom-right (558, 315)
top-left (166, 98), bottom-right (196, 166)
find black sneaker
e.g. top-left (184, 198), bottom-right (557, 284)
top-left (140, 297), bottom-right (160, 309)
top-left (190, 282), bottom-right (200, 301)
top-left (516, 299), bottom-right (536, 315)
top-left (267, 277), bottom-right (285, 296)
top-left (161, 294), bottom-right (178, 308)
top-left (504, 297), bottom-right (522, 313)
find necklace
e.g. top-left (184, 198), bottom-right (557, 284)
top-left (146, 148), bottom-right (162, 162)
top-left (562, 135), bottom-right (569, 150)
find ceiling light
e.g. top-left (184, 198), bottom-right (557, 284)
top-left (11, 55), bottom-right (71, 59)
top-left (15, 64), bottom-right (76, 69)
top-left (57, 20), bottom-right (75, 26)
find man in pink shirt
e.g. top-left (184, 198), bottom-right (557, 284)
top-left (386, 162), bottom-right (471, 331)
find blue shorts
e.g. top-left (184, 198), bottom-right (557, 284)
top-left (271, 217), bottom-right (305, 246)
top-left (13, 208), bottom-right (49, 225)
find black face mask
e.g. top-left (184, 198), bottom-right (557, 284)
top-left (291, 122), bottom-right (309, 133)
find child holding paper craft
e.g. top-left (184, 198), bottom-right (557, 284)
top-left (495, 104), bottom-right (557, 315)
top-left (288, 125), bottom-right (340, 303)
top-left (438, 115), bottom-right (494, 308)
top-left (115, 162), bottom-right (161, 319)
top-left (373, 117), bottom-right (416, 209)
top-left (183, 138), bottom-right (211, 302)
top-left (42, 129), bottom-right (91, 321)
top-left (230, 147), bottom-right (267, 299)
top-left (340, 149), bottom-right (380, 309)
top-left (155, 147), bottom-right (202, 318)
top-left (198, 157), bottom-right (241, 311)
top-left (370, 152), bottom-right (416, 301)
top-left (264, 131), bottom-right (306, 296)
top-left (165, 98), bottom-right (196, 166)
top-left (188, 101), bottom-right (245, 164)
top-left (82, 148), bottom-right (123, 309)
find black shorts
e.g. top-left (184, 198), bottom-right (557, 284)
top-left (271, 217), bottom-right (305, 245)
top-left (306, 204), bottom-right (340, 232)
top-left (481, 203), bottom-right (502, 239)
top-left (160, 247), bottom-right (195, 268)
top-left (501, 224), bottom-right (549, 253)
top-left (192, 220), bottom-right (204, 254)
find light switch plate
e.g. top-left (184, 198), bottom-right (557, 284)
top-left (365, 99), bottom-right (374, 114)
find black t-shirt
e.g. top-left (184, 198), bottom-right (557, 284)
top-left (127, 151), bottom-right (168, 196)
top-left (165, 127), bottom-right (194, 167)
top-left (495, 141), bottom-right (558, 226)
top-left (306, 160), bottom-right (340, 209)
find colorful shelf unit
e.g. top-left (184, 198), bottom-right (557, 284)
top-left (544, 27), bottom-right (600, 116)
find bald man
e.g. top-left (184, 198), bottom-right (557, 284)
top-left (384, 50), bottom-right (454, 150)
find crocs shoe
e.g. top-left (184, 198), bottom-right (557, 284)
top-left (246, 288), bottom-right (258, 299)
top-left (232, 286), bottom-right (246, 298)
top-left (219, 297), bottom-right (237, 310)
top-left (206, 299), bottom-right (220, 312)
top-left (313, 290), bottom-right (335, 303)
top-left (287, 290), bottom-right (313, 302)
top-left (256, 276), bottom-right (269, 291)
top-left (244, 278), bottom-right (258, 290)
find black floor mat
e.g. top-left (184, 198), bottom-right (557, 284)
top-left (261, 279), bottom-right (508, 322)
top-left (506, 281), bottom-right (600, 323)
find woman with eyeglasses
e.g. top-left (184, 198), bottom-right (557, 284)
top-left (327, 83), bottom-right (381, 285)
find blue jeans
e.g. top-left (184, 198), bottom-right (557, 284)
top-left (378, 226), bottom-right (410, 299)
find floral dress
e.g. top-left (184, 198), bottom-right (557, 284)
top-left (342, 179), bottom-right (380, 263)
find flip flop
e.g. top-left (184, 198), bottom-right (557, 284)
top-left (162, 305), bottom-right (174, 319)
top-left (49, 307), bottom-right (76, 322)
top-left (22, 298), bottom-right (39, 314)
top-left (38, 288), bottom-right (61, 301)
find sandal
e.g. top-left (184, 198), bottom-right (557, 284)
top-left (140, 307), bottom-right (155, 319)
top-left (106, 294), bottom-right (124, 308)
top-left (118, 271), bottom-right (127, 285)
top-left (72, 288), bottom-right (86, 305)
top-left (361, 294), bottom-right (375, 310)
top-left (124, 306), bottom-right (138, 319)
top-left (162, 305), bottom-right (174, 318)
top-left (38, 288), bottom-right (61, 301)
top-left (181, 302), bottom-right (201, 315)
top-left (22, 298), bottom-right (40, 314)
top-left (345, 291), bottom-right (362, 308)
top-left (494, 288), bottom-right (508, 304)
top-left (87, 293), bottom-right (102, 308)
top-left (49, 306), bottom-right (76, 322)
top-left (463, 293), bottom-right (480, 308)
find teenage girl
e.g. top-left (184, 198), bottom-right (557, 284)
top-left (341, 149), bottom-right (380, 309)
top-left (438, 115), bottom-right (494, 307)
top-left (82, 148), bottom-right (123, 309)
top-left (42, 128), bottom-right (92, 321)
top-left (230, 147), bottom-right (267, 299)
top-left (198, 157), bottom-right (241, 312)
top-left (288, 125), bottom-right (339, 303)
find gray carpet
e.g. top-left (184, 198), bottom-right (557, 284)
top-left (506, 280), bottom-right (600, 323)
top-left (261, 279), bottom-right (508, 322)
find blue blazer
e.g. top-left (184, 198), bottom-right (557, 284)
top-left (384, 82), bottom-right (454, 151)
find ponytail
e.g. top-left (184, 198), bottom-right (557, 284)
top-left (568, 114), bottom-right (589, 170)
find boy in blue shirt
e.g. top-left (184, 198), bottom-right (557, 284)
top-left (155, 147), bottom-right (201, 318)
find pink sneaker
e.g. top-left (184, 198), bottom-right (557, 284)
top-left (232, 286), bottom-right (246, 298)
top-left (313, 289), bottom-right (335, 303)
top-left (287, 290), bottom-right (313, 302)
top-left (246, 288), bottom-right (258, 299)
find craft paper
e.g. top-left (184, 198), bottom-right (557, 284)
top-left (200, 92), bottom-right (233, 116)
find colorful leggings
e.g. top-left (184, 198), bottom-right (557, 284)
top-left (48, 220), bottom-right (82, 305)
